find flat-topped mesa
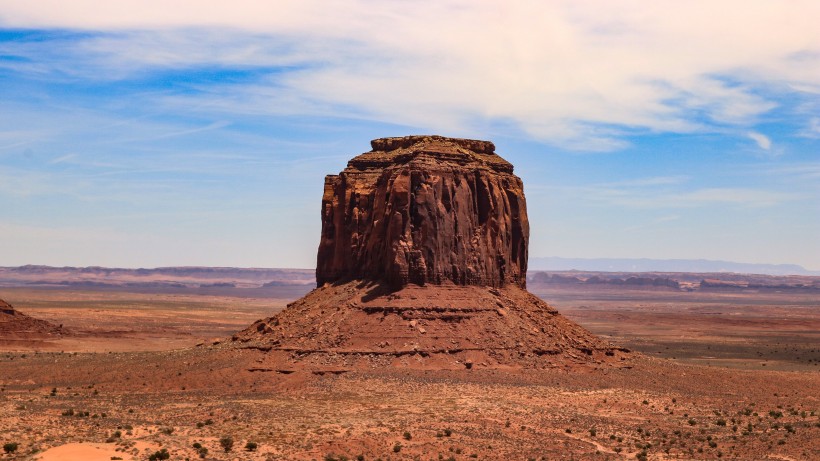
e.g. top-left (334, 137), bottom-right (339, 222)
top-left (316, 135), bottom-right (529, 289)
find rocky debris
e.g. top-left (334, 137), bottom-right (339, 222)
top-left (0, 298), bottom-right (67, 337)
top-left (238, 136), bottom-right (628, 370)
top-left (317, 135), bottom-right (528, 289)
top-left (234, 280), bottom-right (627, 370)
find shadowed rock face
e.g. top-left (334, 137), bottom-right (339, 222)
top-left (317, 135), bottom-right (528, 289)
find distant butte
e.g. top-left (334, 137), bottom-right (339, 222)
top-left (0, 298), bottom-right (67, 338)
top-left (234, 136), bottom-right (628, 370)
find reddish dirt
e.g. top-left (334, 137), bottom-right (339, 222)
top-left (0, 347), bottom-right (818, 460)
top-left (0, 285), bottom-right (818, 459)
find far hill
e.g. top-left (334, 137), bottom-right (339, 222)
top-left (529, 257), bottom-right (819, 276)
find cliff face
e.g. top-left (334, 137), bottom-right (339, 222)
top-left (316, 135), bottom-right (528, 289)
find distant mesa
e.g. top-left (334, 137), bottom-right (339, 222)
top-left (234, 135), bottom-right (628, 370)
top-left (0, 298), bottom-right (67, 338)
top-left (531, 272), bottom-right (681, 290)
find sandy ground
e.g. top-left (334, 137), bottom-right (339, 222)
top-left (1, 284), bottom-right (818, 459)
top-left (34, 442), bottom-right (139, 461)
top-left (1, 349), bottom-right (818, 460)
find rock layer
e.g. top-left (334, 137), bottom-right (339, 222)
top-left (316, 135), bottom-right (528, 289)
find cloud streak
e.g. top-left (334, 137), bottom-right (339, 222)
top-left (1, 1), bottom-right (819, 150)
top-left (747, 131), bottom-right (772, 150)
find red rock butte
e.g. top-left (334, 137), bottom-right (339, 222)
top-left (235, 136), bottom-right (628, 370)
top-left (317, 135), bottom-right (527, 289)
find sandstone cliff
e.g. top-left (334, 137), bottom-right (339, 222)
top-left (316, 135), bottom-right (528, 289)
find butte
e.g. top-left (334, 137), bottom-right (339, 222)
top-left (234, 135), bottom-right (629, 370)
top-left (0, 298), bottom-right (67, 339)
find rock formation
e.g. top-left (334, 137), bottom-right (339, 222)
top-left (234, 136), bottom-right (628, 370)
top-left (0, 298), bottom-right (66, 337)
top-left (317, 135), bottom-right (528, 289)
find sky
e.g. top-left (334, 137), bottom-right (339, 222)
top-left (0, 1), bottom-right (818, 271)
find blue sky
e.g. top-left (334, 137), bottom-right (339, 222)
top-left (0, 1), bottom-right (818, 270)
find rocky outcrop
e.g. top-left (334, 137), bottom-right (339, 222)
top-left (0, 299), bottom-right (15, 316)
top-left (316, 135), bottom-right (528, 289)
top-left (235, 136), bottom-right (629, 370)
top-left (0, 299), bottom-right (67, 337)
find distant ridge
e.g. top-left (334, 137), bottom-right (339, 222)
top-left (529, 257), bottom-right (819, 276)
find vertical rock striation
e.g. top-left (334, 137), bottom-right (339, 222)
top-left (316, 135), bottom-right (528, 289)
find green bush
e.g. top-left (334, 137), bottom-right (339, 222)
top-left (148, 448), bottom-right (170, 461)
top-left (245, 441), bottom-right (258, 451)
top-left (3, 442), bottom-right (18, 454)
top-left (219, 436), bottom-right (234, 452)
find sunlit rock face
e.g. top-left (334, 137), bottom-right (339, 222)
top-left (316, 135), bottom-right (529, 289)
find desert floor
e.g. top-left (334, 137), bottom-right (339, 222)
top-left (1, 284), bottom-right (818, 460)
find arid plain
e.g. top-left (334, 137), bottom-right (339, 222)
top-left (1, 268), bottom-right (818, 461)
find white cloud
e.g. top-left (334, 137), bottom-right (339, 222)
top-left (548, 183), bottom-right (801, 209)
top-left (803, 117), bottom-right (820, 138)
top-left (747, 131), bottom-right (772, 150)
top-left (1, 1), bottom-right (820, 150)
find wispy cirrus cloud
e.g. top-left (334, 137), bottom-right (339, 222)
top-left (747, 131), bottom-right (772, 150)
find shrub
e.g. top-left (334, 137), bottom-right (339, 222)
top-left (245, 441), bottom-right (258, 451)
top-left (3, 443), bottom-right (18, 454)
top-left (148, 448), bottom-right (170, 461)
top-left (393, 442), bottom-right (402, 453)
top-left (443, 428), bottom-right (452, 437)
top-left (219, 436), bottom-right (234, 452)
top-left (403, 431), bottom-right (412, 440)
